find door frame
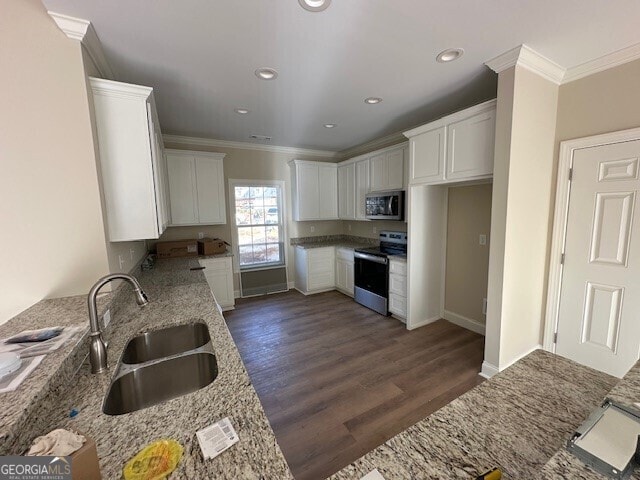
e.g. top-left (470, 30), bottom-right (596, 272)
top-left (543, 126), bottom-right (640, 352)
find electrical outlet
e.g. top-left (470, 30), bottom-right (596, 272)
top-left (198, 232), bottom-right (204, 239)
top-left (482, 298), bottom-right (488, 315)
top-left (479, 234), bottom-right (487, 246)
top-left (310, 226), bottom-right (315, 233)
top-left (118, 254), bottom-right (125, 270)
top-left (103, 309), bottom-right (111, 327)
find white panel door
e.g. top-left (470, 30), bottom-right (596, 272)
top-left (386, 148), bottom-right (405, 190)
top-left (338, 163), bottom-right (355, 220)
top-left (195, 157), bottom-right (226, 224)
top-left (355, 159), bottom-right (370, 220)
top-left (297, 164), bottom-right (320, 220)
top-left (410, 126), bottom-right (445, 185)
top-left (318, 165), bottom-right (338, 219)
top-left (166, 154), bottom-right (198, 225)
top-left (556, 139), bottom-right (640, 377)
top-left (446, 110), bottom-right (495, 180)
top-left (369, 153), bottom-right (386, 192)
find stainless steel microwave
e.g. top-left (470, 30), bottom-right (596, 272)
top-left (365, 190), bottom-right (404, 221)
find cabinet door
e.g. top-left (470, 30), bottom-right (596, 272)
top-left (389, 273), bottom-right (407, 296)
top-left (308, 248), bottom-right (335, 290)
top-left (147, 105), bottom-right (167, 234)
top-left (166, 153), bottom-right (198, 225)
top-left (205, 270), bottom-right (233, 308)
top-left (297, 164), bottom-right (320, 220)
top-left (410, 126), bottom-right (445, 185)
top-left (338, 163), bottom-right (355, 220)
top-left (336, 259), bottom-right (347, 291)
top-left (389, 293), bottom-right (407, 318)
top-left (195, 156), bottom-right (226, 224)
top-left (355, 159), bottom-right (370, 220)
top-left (446, 110), bottom-right (495, 180)
top-left (369, 153), bottom-right (386, 192)
top-left (345, 261), bottom-right (354, 295)
top-left (386, 148), bottom-right (405, 190)
top-left (318, 165), bottom-right (338, 219)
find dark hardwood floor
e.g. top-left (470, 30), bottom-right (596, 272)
top-left (225, 290), bottom-right (485, 480)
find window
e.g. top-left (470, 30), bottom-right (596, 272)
top-left (232, 183), bottom-right (284, 269)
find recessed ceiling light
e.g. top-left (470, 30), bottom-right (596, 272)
top-left (324, 123), bottom-right (336, 128)
top-left (235, 108), bottom-right (250, 114)
top-left (298, 0), bottom-right (331, 12)
top-left (436, 48), bottom-right (464, 63)
top-left (364, 97), bottom-right (383, 105)
top-left (255, 67), bottom-right (278, 80)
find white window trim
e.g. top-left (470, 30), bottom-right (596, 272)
top-left (228, 178), bottom-right (288, 274)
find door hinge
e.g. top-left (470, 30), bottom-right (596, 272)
top-left (568, 168), bottom-right (573, 181)
top-left (560, 253), bottom-right (565, 265)
top-left (553, 332), bottom-right (558, 344)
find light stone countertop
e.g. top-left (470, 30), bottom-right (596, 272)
top-left (290, 234), bottom-right (377, 251)
top-left (1, 256), bottom-right (292, 479)
top-left (330, 349), bottom-right (618, 480)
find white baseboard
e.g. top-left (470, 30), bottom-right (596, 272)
top-left (480, 361), bottom-right (499, 379)
top-left (407, 315), bottom-right (440, 330)
top-left (287, 281), bottom-right (294, 290)
top-left (479, 344), bottom-right (542, 379)
top-left (233, 290), bottom-right (240, 299)
top-left (443, 310), bottom-right (486, 336)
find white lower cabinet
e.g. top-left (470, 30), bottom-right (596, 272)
top-left (335, 248), bottom-right (355, 296)
top-left (199, 257), bottom-right (235, 312)
top-left (295, 246), bottom-right (336, 294)
top-left (388, 259), bottom-right (407, 320)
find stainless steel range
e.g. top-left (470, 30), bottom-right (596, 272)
top-left (354, 231), bottom-right (407, 315)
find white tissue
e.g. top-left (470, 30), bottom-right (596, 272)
top-left (27, 429), bottom-right (85, 457)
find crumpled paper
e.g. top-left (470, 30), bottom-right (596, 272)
top-left (27, 429), bottom-right (85, 456)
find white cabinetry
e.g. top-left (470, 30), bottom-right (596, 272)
top-left (165, 150), bottom-right (226, 226)
top-left (294, 246), bottom-right (336, 294)
top-left (290, 161), bottom-right (338, 221)
top-left (199, 256), bottom-right (234, 311)
top-left (338, 163), bottom-right (356, 220)
top-left (335, 248), bottom-right (355, 296)
top-left (355, 159), bottom-right (370, 220)
top-left (369, 144), bottom-right (407, 192)
top-left (89, 77), bottom-right (169, 241)
top-left (388, 259), bottom-right (407, 320)
top-left (404, 100), bottom-right (496, 186)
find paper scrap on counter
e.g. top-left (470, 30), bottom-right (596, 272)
top-left (196, 417), bottom-right (239, 460)
top-left (0, 355), bottom-right (44, 393)
top-left (0, 325), bottom-right (84, 357)
top-left (360, 469), bottom-right (386, 480)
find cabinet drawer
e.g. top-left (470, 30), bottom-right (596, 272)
top-left (199, 257), bottom-right (231, 271)
top-left (389, 293), bottom-right (407, 318)
top-left (389, 273), bottom-right (407, 296)
top-left (336, 247), bottom-right (354, 262)
top-left (389, 260), bottom-right (407, 276)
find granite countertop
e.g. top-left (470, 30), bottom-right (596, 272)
top-left (1, 257), bottom-right (292, 479)
top-left (290, 234), bottom-right (377, 250)
top-left (331, 350), bottom-right (618, 480)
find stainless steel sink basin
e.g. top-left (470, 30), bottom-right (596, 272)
top-left (103, 352), bottom-right (218, 415)
top-left (121, 322), bottom-right (211, 364)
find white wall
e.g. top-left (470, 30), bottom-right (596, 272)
top-left (0, 0), bottom-right (112, 323)
top-left (484, 65), bottom-right (559, 374)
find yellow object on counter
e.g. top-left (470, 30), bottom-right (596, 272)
top-left (123, 439), bottom-right (183, 480)
top-left (475, 467), bottom-right (502, 480)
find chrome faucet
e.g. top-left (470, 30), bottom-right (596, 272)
top-left (87, 274), bottom-right (148, 374)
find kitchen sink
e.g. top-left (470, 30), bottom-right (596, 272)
top-left (121, 322), bottom-right (211, 364)
top-left (103, 351), bottom-right (218, 415)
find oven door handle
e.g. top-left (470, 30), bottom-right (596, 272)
top-left (354, 252), bottom-right (388, 265)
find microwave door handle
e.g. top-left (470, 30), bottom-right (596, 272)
top-left (387, 196), bottom-right (393, 214)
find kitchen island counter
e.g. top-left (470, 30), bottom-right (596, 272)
top-left (3, 257), bottom-right (292, 479)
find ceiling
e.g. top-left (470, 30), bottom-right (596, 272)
top-left (42, 0), bottom-right (640, 152)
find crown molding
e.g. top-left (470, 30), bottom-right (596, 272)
top-left (48, 11), bottom-right (114, 79)
top-left (337, 131), bottom-right (407, 160)
top-left (563, 42), bottom-right (640, 84)
top-left (163, 134), bottom-right (338, 159)
top-left (485, 44), bottom-right (565, 85)
top-left (165, 148), bottom-right (227, 160)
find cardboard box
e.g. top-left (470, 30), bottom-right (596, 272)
top-left (71, 434), bottom-right (101, 480)
top-left (198, 238), bottom-right (227, 255)
top-left (156, 239), bottom-right (198, 258)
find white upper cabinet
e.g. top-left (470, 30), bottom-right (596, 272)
top-left (90, 77), bottom-right (169, 242)
top-left (165, 150), bottom-right (227, 226)
top-left (338, 163), bottom-right (356, 220)
top-left (404, 100), bottom-right (496, 186)
top-left (290, 160), bottom-right (338, 221)
top-left (369, 144), bottom-right (407, 192)
top-left (355, 159), bottom-right (370, 220)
